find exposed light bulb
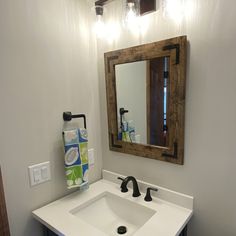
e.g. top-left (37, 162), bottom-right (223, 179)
top-left (94, 15), bottom-right (106, 39)
top-left (127, 3), bottom-right (136, 22)
top-left (125, 1), bottom-right (139, 30)
top-left (163, 0), bottom-right (185, 24)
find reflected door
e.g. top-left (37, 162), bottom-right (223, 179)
top-left (147, 57), bottom-right (169, 147)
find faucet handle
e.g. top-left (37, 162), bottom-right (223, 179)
top-left (144, 187), bottom-right (158, 202)
top-left (117, 177), bottom-right (128, 192)
top-left (117, 177), bottom-right (125, 181)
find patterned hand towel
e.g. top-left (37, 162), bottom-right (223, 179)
top-left (62, 128), bottom-right (89, 189)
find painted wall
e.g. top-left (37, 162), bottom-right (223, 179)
top-left (0, 0), bottom-right (102, 236)
top-left (116, 61), bottom-right (147, 143)
top-left (98, 0), bottom-right (236, 235)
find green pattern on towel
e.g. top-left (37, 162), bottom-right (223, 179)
top-left (63, 128), bottom-right (89, 189)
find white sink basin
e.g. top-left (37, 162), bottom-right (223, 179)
top-left (70, 191), bottom-right (156, 236)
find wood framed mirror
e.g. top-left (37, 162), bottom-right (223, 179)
top-left (104, 36), bottom-right (187, 165)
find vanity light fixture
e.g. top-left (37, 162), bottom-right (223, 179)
top-left (95, 0), bottom-right (156, 12)
top-left (94, 0), bottom-right (156, 36)
top-left (94, 4), bottom-right (106, 38)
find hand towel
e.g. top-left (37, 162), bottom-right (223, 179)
top-left (62, 128), bottom-right (89, 189)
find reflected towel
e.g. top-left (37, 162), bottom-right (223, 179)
top-left (62, 128), bottom-right (89, 189)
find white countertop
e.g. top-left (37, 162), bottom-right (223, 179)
top-left (33, 171), bottom-right (193, 236)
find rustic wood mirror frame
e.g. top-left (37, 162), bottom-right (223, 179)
top-left (104, 36), bottom-right (187, 165)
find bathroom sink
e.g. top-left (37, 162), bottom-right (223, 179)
top-left (70, 191), bottom-right (156, 236)
top-left (33, 171), bottom-right (193, 236)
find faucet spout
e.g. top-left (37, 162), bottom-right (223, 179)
top-left (120, 176), bottom-right (141, 197)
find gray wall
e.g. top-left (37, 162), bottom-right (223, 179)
top-left (0, 0), bottom-right (102, 235)
top-left (1, 0), bottom-right (236, 235)
top-left (98, 0), bottom-right (236, 235)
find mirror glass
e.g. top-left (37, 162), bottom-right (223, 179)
top-left (115, 57), bottom-right (170, 147)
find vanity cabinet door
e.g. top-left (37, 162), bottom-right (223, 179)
top-left (0, 167), bottom-right (10, 236)
top-left (179, 225), bottom-right (188, 236)
top-left (44, 227), bottom-right (58, 236)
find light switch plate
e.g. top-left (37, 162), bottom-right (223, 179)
top-left (28, 161), bottom-right (51, 187)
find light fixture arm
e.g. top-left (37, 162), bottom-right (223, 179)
top-left (95, 0), bottom-right (156, 15)
top-left (95, 0), bottom-right (112, 6)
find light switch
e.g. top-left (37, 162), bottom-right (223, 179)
top-left (41, 166), bottom-right (47, 179)
top-left (33, 168), bottom-right (41, 183)
top-left (88, 148), bottom-right (95, 168)
top-left (41, 162), bottom-right (51, 181)
top-left (28, 161), bottom-right (51, 187)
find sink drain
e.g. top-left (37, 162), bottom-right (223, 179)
top-left (117, 226), bottom-right (127, 235)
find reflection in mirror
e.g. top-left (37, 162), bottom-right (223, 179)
top-left (115, 57), bottom-right (170, 147)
